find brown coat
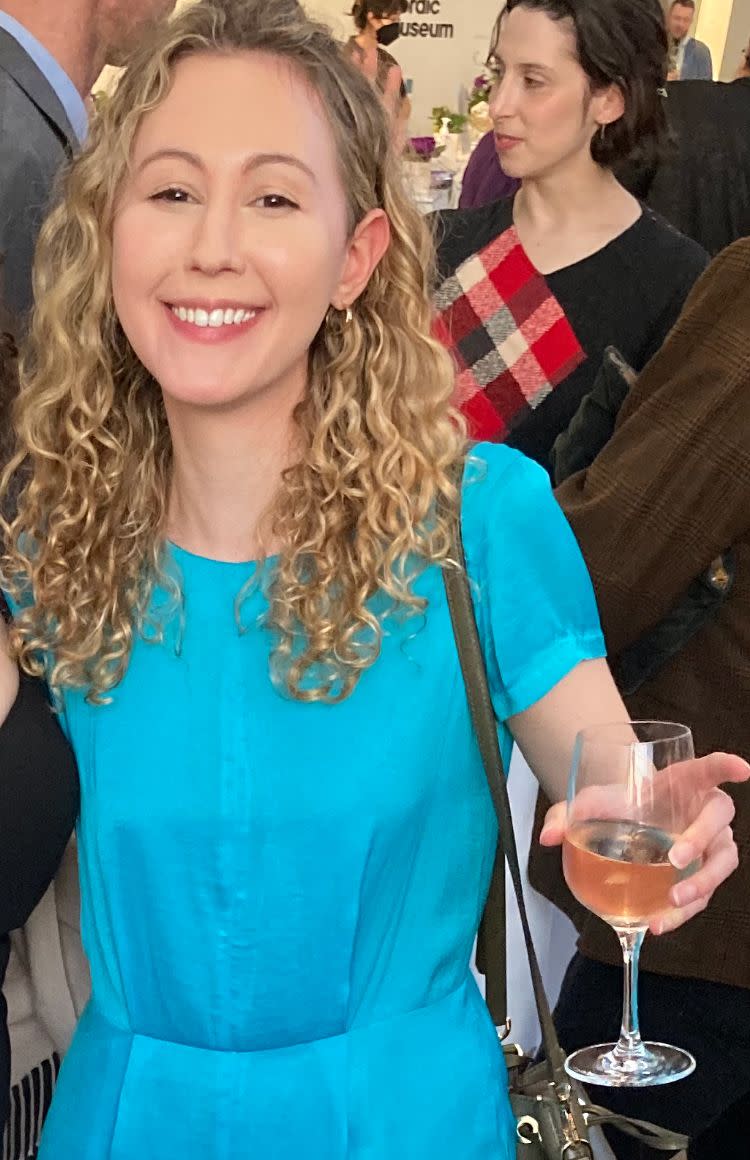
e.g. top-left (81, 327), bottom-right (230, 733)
top-left (527, 238), bottom-right (750, 988)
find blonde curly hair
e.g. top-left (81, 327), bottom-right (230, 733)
top-left (2, 0), bottom-right (465, 703)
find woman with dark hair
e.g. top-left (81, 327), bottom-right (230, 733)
top-left (344, 1), bottom-right (408, 121)
top-left (435, 0), bottom-right (709, 472)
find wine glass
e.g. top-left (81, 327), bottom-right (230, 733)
top-left (562, 721), bottom-right (701, 1087)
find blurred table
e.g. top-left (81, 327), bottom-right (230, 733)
top-left (404, 147), bottom-right (471, 215)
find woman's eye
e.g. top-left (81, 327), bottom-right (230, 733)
top-left (150, 187), bottom-right (192, 204)
top-left (254, 194), bottom-right (299, 211)
top-left (523, 75), bottom-right (543, 89)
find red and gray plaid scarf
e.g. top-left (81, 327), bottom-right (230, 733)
top-left (434, 225), bottom-right (585, 440)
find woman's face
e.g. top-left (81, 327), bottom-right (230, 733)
top-left (488, 6), bottom-right (613, 181)
top-left (367, 11), bottom-right (402, 39)
top-left (111, 51), bottom-right (362, 416)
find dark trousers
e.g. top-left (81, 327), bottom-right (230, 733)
top-left (553, 953), bottom-right (750, 1158)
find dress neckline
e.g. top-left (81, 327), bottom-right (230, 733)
top-left (167, 540), bottom-right (278, 570)
top-left (509, 197), bottom-right (646, 279)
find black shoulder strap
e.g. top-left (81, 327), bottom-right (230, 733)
top-left (442, 527), bottom-right (568, 1081)
top-left (443, 492), bottom-right (691, 1154)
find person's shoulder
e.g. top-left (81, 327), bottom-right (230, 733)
top-left (0, 72), bottom-right (60, 167)
top-left (633, 207), bottom-right (708, 263)
top-left (377, 46), bottom-right (399, 70)
top-left (434, 199), bottom-right (514, 278)
top-left (624, 207), bottom-right (709, 286)
top-left (674, 237), bottom-right (750, 330)
top-left (461, 443), bottom-right (552, 535)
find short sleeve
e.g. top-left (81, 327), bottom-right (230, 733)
top-left (460, 443), bottom-right (606, 722)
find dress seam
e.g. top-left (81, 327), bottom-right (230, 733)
top-left (104, 1033), bottom-right (134, 1160)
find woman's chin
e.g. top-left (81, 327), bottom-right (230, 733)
top-left (159, 380), bottom-right (249, 411)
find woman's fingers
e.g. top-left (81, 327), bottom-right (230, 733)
top-left (669, 787), bottom-right (737, 870)
top-left (653, 828), bottom-right (737, 934)
top-left (539, 801), bottom-right (566, 845)
top-left (650, 896), bottom-right (709, 936)
top-left (670, 827), bottom-right (738, 908)
top-left (670, 752), bottom-right (750, 795)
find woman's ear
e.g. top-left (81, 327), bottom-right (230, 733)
top-left (593, 81), bottom-right (626, 130)
top-left (332, 209), bottom-right (391, 312)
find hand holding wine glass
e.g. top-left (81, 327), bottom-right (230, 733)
top-left (545, 723), bottom-right (746, 1087)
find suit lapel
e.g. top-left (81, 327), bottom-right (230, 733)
top-left (683, 40), bottom-right (694, 77)
top-left (0, 28), bottom-right (77, 158)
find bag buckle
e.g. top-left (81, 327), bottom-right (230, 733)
top-left (496, 1018), bottom-right (512, 1042)
top-left (554, 1082), bottom-right (593, 1157)
top-left (516, 1115), bottom-right (542, 1146)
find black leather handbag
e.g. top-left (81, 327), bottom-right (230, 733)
top-left (443, 521), bottom-right (689, 1159)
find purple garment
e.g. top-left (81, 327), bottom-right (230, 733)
top-left (459, 130), bottom-right (520, 210)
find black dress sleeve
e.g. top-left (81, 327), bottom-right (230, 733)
top-left (0, 673), bottom-right (79, 935)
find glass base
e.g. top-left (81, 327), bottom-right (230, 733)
top-left (565, 1042), bottom-right (696, 1088)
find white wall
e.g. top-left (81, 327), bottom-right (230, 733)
top-left (719, 0), bottom-right (750, 79)
top-left (695, 0), bottom-right (733, 79)
top-left (306, 0), bottom-right (501, 132)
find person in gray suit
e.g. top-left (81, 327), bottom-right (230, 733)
top-left (0, 0), bottom-right (177, 330)
top-left (666, 0), bottom-right (713, 81)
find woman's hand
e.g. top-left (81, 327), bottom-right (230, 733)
top-left (539, 752), bottom-right (750, 935)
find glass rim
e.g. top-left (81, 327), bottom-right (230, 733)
top-left (575, 720), bottom-right (693, 747)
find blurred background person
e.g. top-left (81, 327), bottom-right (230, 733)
top-left (434, 0), bottom-right (707, 473)
top-left (344, 1), bottom-right (410, 135)
top-left (458, 126), bottom-right (519, 209)
top-left (737, 34), bottom-right (750, 79)
top-left (0, 0), bottom-right (177, 329)
top-left (622, 65), bottom-right (750, 255)
top-left (666, 0), bottom-right (712, 80)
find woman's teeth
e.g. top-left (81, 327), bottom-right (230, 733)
top-left (170, 306), bottom-right (257, 327)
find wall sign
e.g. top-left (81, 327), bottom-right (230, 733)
top-left (400, 0), bottom-right (456, 41)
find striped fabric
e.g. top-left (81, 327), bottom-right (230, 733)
top-left (433, 225), bottom-right (585, 441)
top-left (3, 1055), bottom-right (59, 1160)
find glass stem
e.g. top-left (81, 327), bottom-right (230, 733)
top-left (613, 927), bottom-right (646, 1059)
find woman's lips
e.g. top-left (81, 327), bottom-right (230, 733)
top-left (495, 134), bottom-right (523, 152)
top-left (162, 301), bottom-right (264, 344)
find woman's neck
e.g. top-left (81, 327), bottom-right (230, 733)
top-left (356, 26), bottom-right (378, 49)
top-left (514, 160), bottom-right (640, 275)
top-left (518, 159), bottom-right (625, 224)
top-left (165, 392), bottom-right (301, 564)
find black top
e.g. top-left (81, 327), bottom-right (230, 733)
top-left (435, 199), bottom-right (709, 471)
top-left (0, 655), bottom-right (79, 1128)
top-left (622, 78), bottom-right (750, 256)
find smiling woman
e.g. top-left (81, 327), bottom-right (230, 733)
top-left (111, 52), bottom-right (369, 415)
top-left (0, 1), bottom-right (745, 1158)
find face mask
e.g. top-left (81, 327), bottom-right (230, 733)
top-left (377, 22), bottom-right (401, 48)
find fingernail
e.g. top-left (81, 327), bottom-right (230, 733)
top-left (672, 883), bottom-right (697, 908)
top-left (670, 842), bottom-right (695, 870)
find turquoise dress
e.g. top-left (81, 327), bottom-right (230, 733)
top-left (34, 445), bottom-right (604, 1159)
